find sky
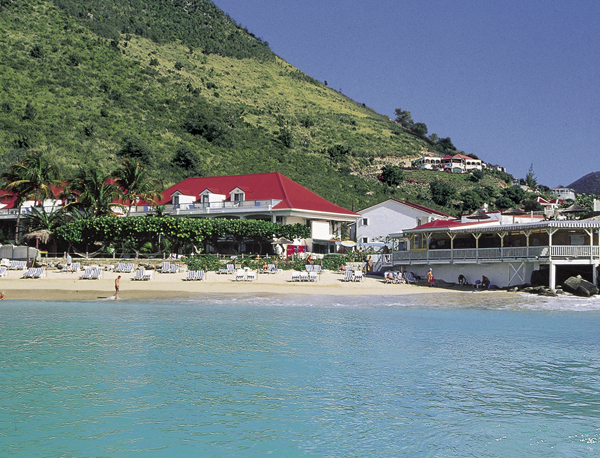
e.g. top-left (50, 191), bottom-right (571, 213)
top-left (211, 0), bottom-right (600, 188)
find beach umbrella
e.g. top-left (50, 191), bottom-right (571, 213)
top-left (502, 207), bottom-right (527, 223)
top-left (466, 209), bottom-right (491, 220)
top-left (560, 204), bottom-right (587, 213)
top-left (23, 229), bottom-right (52, 247)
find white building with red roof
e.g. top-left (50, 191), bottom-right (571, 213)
top-left (135, 172), bottom-right (359, 254)
top-left (351, 198), bottom-right (453, 248)
top-left (441, 154), bottom-right (482, 173)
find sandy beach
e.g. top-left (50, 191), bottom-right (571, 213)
top-left (0, 267), bottom-right (471, 301)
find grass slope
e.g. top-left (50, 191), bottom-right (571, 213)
top-left (0, 0), bottom-right (506, 213)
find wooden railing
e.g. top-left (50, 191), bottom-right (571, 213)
top-left (392, 246), bottom-right (600, 263)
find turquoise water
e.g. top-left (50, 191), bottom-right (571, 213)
top-left (1, 293), bottom-right (600, 457)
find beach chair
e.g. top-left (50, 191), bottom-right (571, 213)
top-left (246, 271), bottom-right (256, 281)
top-left (142, 270), bottom-right (153, 281)
top-left (184, 270), bottom-right (196, 281)
top-left (305, 264), bottom-right (313, 272)
top-left (267, 264), bottom-right (278, 273)
top-left (22, 268), bottom-right (36, 279)
top-left (309, 272), bottom-right (318, 282)
top-left (291, 272), bottom-right (300, 282)
top-left (227, 264), bottom-right (236, 274)
top-left (32, 268), bottom-right (46, 279)
top-left (354, 270), bottom-right (364, 282)
top-left (404, 271), bottom-right (417, 285)
top-left (196, 270), bottom-right (205, 281)
top-left (90, 268), bottom-right (102, 280)
top-left (115, 263), bottom-right (126, 273)
top-left (313, 265), bottom-right (321, 273)
top-left (235, 269), bottom-right (245, 281)
top-left (300, 272), bottom-right (309, 282)
top-left (132, 269), bottom-right (144, 281)
top-left (119, 263), bottom-right (134, 273)
top-left (170, 264), bottom-right (179, 273)
top-left (0, 266), bottom-right (6, 278)
top-left (8, 261), bottom-right (18, 270)
top-left (343, 270), bottom-right (353, 282)
top-left (70, 262), bottom-right (80, 273)
top-left (160, 262), bottom-right (171, 273)
top-left (80, 267), bottom-right (93, 279)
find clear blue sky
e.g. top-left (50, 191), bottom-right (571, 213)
top-left (212, 0), bottom-right (599, 188)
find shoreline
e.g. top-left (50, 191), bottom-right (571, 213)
top-left (0, 268), bottom-right (498, 302)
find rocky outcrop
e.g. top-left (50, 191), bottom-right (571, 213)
top-left (562, 276), bottom-right (598, 297)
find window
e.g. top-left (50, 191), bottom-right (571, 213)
top-left (233, 193), bottom-right (243, 202)
top-left (360, 237), bottom-right (368, 244)
top-left (275, 216), bottom-right (284, 224)
top-left (362, 218), bottom-right (369, 226)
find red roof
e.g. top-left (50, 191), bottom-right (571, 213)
top-left (159, 172), bottom-right (359, 216)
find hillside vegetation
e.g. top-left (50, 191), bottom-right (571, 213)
top-left (0, 0), bottom-right (511, 214)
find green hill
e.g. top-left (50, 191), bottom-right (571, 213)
top-left (0, 0), bottom-right (511, 214)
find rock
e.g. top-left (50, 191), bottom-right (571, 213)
top-left (563, 276), bottom-right (598, 296)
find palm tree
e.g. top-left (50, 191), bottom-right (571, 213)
top-left (23, 206), bottom-right (65, 254)
top-left (1, 151), bottom-right (61, 242)
top-left (66, 166), bottom-right (124, 217)
top-left (113, 159), bottom-right (162, 216)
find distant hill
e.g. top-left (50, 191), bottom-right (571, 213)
top-left (0, 0), bottom-right (510, 214)
top-left (568, 172), bottom-right (600, 195)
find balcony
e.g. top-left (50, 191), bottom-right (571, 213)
top-left (129, 199), bottom-right (282, 217)
top-left (392, 246), bottom-right (600, 264)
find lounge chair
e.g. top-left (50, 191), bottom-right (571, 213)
top-left (142, 270), bottom-right (153, 281)
top-left (32, 268), bottom-right (46, 279)
top-left (227, 264), bottom-right (236, 274)
top-left (160, 262), bottom-right (171, 273)
top-left (246, 271), bottom-right (256, 281)
top-left (305, 264), bottom-right (313, 272)
top-left (343, 270), bottom-right (353, 282)
top-left (267, 264), bottom-right (278, 273)
top-left (299, 272), bottom-right (309, 281)
top-left (404, 271), bottom-right (417, 285)
top-left (22, 268), bottom-right (35, 279)
top-left (117, 263), bottom-right (134, 274)
top-left (235, 269), bottom-right (245, 281)
top-left (89, 268), bottom-right (102, 280)
top-left (0, 266), bottom-right (7, 278)
top-left (132, 269), bottom-right (144, 281)
top-left (170, 264), bottom-right (179, 273)
top-left (184, 270), bottom-right (196, 281)
top-left (308, 272), bottom-right (318, 282)
top-left (291, 272), bottom-right (300, 282)
top-left (354, 271), bottom-right (364, 282)
top-left (196, 270), bottom-right (205, 281)
top-left (80, 267), bottom-right (93, 279)
top-left (313, 265), bottom-right (322, 273)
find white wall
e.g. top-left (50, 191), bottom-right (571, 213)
top-left (356, 200), bottom-right (447, 243)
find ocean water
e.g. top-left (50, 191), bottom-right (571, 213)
top-left (1, 293), bottom-right (600, 457)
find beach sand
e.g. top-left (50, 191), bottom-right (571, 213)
top-left (0, 268), bottom-right (475, 301)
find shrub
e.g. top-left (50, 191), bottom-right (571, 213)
top-left (30, 44), bottom-right (45, 59)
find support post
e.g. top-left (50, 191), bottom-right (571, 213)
top-left (549, 262), bottom-right (556, 290)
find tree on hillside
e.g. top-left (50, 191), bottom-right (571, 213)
top-left (118, 135), bottom-right (153, 165)
top-left (430, 180), bottom-right (456, 207)
top-left (113, 159), bottom-right (162, 216)
top-left (380, 165), bottom-right (404, 187)
top-left (412, 122), bottom-right (428, 136)
top-left (394, 108), bottom-right (413, 129)
top-left (437, 137), bottom-right (456, 151)
top-left (1, 151), bottom-right (61, 242)
top-left (525, 163), bottom-right (537, 188)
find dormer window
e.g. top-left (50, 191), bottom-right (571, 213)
top-left (229, 187), bottom-right (246, 203)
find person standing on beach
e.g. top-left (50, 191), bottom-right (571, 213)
top-left (426, 268), bottom-right (436, 287)
top-left (66, 253), bottom-right (72, 272)
top-left (114, 275), bottom-right (121, 299)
